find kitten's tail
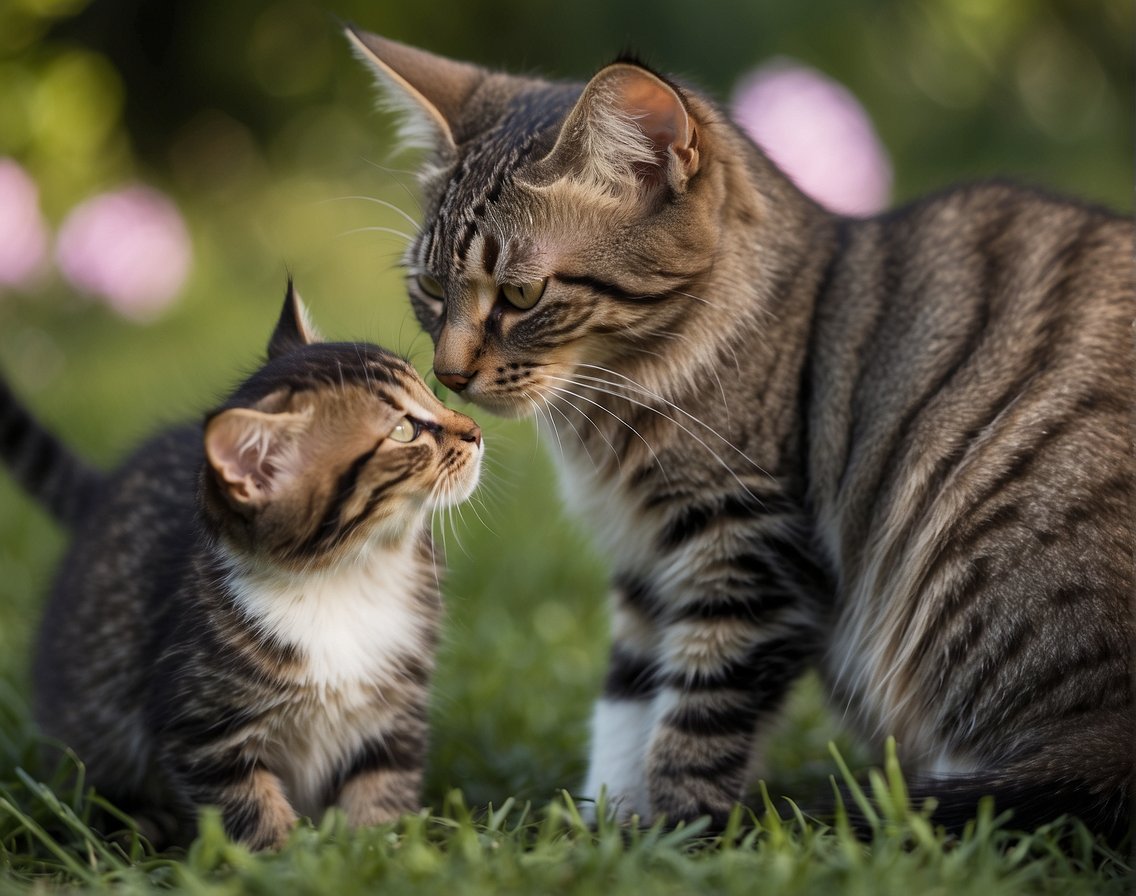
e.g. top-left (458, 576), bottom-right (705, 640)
top-left (0, 375), bottom-right (103, 528)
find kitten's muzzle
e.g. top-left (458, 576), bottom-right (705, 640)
top-left (460, 424), bottom-right (482, 447)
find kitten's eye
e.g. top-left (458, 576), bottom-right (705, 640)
top-left (388, 417), bottom-right (420, 443)
top-left (416, 274), bottom-right (445, 301)
top-left (500, 278), bottom-right (547, 310)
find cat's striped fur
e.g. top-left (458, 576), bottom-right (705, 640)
top-left (350, 29), bottom-right (1135, 841)
top-left (2, 285), bottom-right (482, 848)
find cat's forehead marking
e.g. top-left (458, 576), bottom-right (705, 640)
top-left (426, 87), bottom-right (575, 277)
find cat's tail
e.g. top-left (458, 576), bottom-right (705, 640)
top-left (0, 374), bottom-right (104, 528)
top-left (834, 762), bottom-right (1134, 848)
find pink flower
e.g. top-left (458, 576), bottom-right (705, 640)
top-left (0, 159), bottom-right (51, 290)
top-left (730, 60), bottom-right (892, 217)
top-left (56, 185), bottom-right (192, 321)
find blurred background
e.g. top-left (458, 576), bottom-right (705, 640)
top-left (0, 0), bottom-right (1130, 807)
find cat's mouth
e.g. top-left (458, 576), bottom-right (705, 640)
top-left (432, 441), bottom-right (483, 508)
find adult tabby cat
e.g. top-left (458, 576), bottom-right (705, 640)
top-left (348, 29), bottom-right (1134, 840)
top-left (0, 284), bottom-right (482, 848)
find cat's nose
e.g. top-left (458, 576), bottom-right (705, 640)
top-left (436, 369), bottom-right (475, 392)
top-left (460, 424), bottom-right (482, 447)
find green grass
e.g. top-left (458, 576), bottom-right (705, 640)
top-left (0, 170), bottom-right (1132, 894)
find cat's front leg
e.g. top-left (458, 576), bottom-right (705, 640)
top-left (164, 746), bottom-right (299, 849)
top-left (644, 592), bottom-right (813, 828)
top-left (582, 582), bottom-right (663, 822)
top-left (336, 729), bottom-right (426, 828)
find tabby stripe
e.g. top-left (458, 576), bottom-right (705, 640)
top-left (172, 745), bottom-right (258, 790)
top-left (982, 647), bottom-right (1122, 735)
top-left (603, 645), bottom-right (660, 700)
top-left (335, 728), bottom-right (425, 788)
top-left (664, 634), bottom-right (811, 692)
top-left (657, 491), bottom-right (767, 549)
top-left (613, 573), bottom-right (667, 622)
top-left (555, 273), bottom-right (672, 304)
top-left (835, 223), bottom-right (906, 493)
top-left (291, 444), bottom-right (382, 556)
top-left (655, 745), bottom-right (752, 782)
top-left (673, 592), bottom-right (794, 623)
top-left (906, 556), bottom-right (990, 669)
top-left (664, 692), bottom-right (763, 737)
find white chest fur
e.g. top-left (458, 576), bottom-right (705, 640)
top-left (544, 421), bottom-right (659, 574)
top-left (222, 542), bottom-right (432, 817)
top-left (226, 543), bottom-right (431, 689)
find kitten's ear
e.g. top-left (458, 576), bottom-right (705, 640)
top-left (345, 26), bottom-right (486, 156)
top-left (204, 406), bottom-right (312, 510)
top-left (538, 61), bottom-right (700, 196)
top-left (268, 281), bottom-right (322, 360)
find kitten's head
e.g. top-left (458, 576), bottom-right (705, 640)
top-left (202, 282), bottom-right (482, 568)
top-left (348, 28), bottom-right (756, 418)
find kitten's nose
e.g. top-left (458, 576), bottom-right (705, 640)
top-left (436, 369), bottom-right (474, 392)
top-left (460, 424), bottom-right (482, 448)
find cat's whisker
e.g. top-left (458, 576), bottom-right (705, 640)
top-left (553, 383), bottom-right (675, 489)
top-left (543, 383), bottom-right (675, 483)
top-left (540, 394), bottom-right (599, 474)
top-left (571, 365), bottom-right (766, 477)
top-left (360, 158), bottom-right (425, 214)
top-left (317, 195), bottom-right (422, 232)
top-left (339, 225), bottom-right (416, 244)
top-left (549, 371), bottom-right (768, 492)
top-left (547, 375), bottom-right (755, 500)
top-left (528, 396), bottom-right (572, 469)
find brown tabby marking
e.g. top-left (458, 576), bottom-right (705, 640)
top-left (1, 285), bottom-right (482, 848)
top-left (349, 28), bottom-right (1134, 841)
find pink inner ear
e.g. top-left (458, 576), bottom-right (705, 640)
top-left (204, 409), bottom-right (305, 507)
top-left (612, 70), bottom-right (691, 155)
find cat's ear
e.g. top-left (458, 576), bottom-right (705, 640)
top-left (345, 26), bottom-right (485, 156)
top-left (205, 406), bottom-right (313, 511)
top-left (539, 61), bottom-right (700, 196)
top-left (268, 280), bottom-right (322, 360)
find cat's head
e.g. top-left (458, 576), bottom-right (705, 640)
top-left (202, 282), bottom-right (482, 568)
top-left (348, 28), bottom-right (774, 419)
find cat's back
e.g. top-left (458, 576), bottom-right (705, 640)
top-left (806, 182), bottom-right (1133, 768)
top-left (809, 182), bottom-right (1134, 569)
top-left (33, 423), bottom-right (204, 787)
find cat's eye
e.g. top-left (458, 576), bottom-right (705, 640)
top-left (416, 274), bottom-right (445, 301)
top-left (388, 417), bottom-right (421, 443)
top-left (500, 278), bottom-right (547, 310)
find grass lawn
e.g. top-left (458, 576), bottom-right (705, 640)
top-left (0, 172), bottom-right (1131, 894)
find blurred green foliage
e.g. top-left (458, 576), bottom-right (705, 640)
top-left (0, 0), bottom-right (1129, 815)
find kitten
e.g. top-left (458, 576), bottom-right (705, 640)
top-left (0, 284), bottom-right (483, 849)
top-left (348, 28), bottom-right (1135, 841)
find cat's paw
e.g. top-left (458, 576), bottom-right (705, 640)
top-left (338, 768), bottom-right (421, 830)
top-left (648, 775), bottom-right (738, 832)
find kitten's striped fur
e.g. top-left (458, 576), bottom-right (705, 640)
top-left (2, 285), bottom-right (482, 848)
top-left (350, 29), bottom-right (1134, 841)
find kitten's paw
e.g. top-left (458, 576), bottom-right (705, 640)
top-left (338, 768), bottom-right (421, 830)
top-left (344, 802), bottom-right (409, 829)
